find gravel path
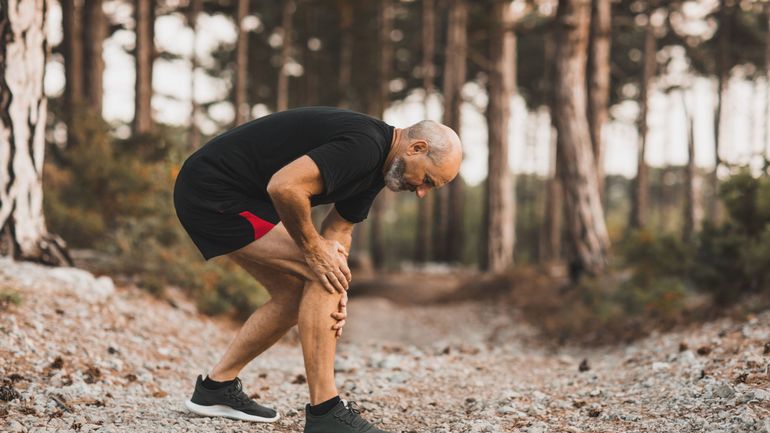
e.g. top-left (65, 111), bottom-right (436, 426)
top-left (1, 258), bottom-right (770, 432)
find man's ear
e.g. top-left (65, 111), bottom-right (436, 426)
top-left (408, 140), bottom-right (428, 155)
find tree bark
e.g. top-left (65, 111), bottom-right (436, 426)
top-left (482, 0), bottom-right (516, 273)
top-left (276, 0), bottom-right (295, 112)
top-left (61, 0), bottom-right (83, 111)
top-left (712, 0), bottom-right (731, 221)
top-left (540, 31), bottom-right (562, 263)
top-left (631, 17), bottom-right (654, 229)
top-left (765, 4), bottom-right (770, 175)
top-left (587, 0), bottom-right (610, 201)
top-left (369, 0), bottom-right (394, 269)
top-left (337, 0), bottom-right (354, 108)
top-left (133, 0), bottom-right (155, 135)
top-left (82, 0), bottom-right (106, 114)
top-left (552, 0), bottom-right (610, 277)
top-left (438, 0), bottom-right (467, 263)
top-left (682, 90), bottom-right (702, 242)
top-left (187, 0), bottom-right (201, 150)
top-left (0, 0), bottom-right (71, 265)
top-left (416, 0), bottom-right (436, 263)
top-left (233, 0), bottom-right (250, 124)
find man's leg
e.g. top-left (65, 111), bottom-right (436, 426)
top-left (207, 255), bottom-right (304, 381)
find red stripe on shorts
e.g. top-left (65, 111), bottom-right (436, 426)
top-left (239, 211), bottom-right (275, 240)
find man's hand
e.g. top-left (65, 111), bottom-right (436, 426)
top-left (331, 290), bottom-right (347, 338)
top-left (303, 237), bottom-right (352, 293)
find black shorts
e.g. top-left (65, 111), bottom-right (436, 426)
top-left (173, 163), bottom-right (280, 260)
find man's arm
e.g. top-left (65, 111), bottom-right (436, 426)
top-left (266, 155), bottom-right (351, 293)
top-left (320, 207), bottom-right (354, 253)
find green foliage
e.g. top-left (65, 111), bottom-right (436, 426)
top-left (0, 288), bottom-right (21, 310)
top-left (44, 113), bottom-right (269, 318)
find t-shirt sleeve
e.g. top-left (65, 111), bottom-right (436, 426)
top-left (306, 134), bottom-right (382, 195)
top-left (334, 185), bottom-right (384, 223)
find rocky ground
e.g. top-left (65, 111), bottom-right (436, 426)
top-left (1, 258), bottom-right (770, 433)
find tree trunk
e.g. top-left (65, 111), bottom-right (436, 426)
top-left (713, 0), bottom-right (731, 221)
top-left (61, 0), bottom-right (83, 112)
top-left (276, 0), bottom-right (295, 112)
top-left (234, 0), bottom-right (250, 124)
top-left (188, 0), bottom-right (201, 150)
top-left (369, 0), bottom-right (394, 269)
top-left (682, 90), bottom-right (702, 242)
top-left (552, 0), bottom-right (610, 277)
top-left (439, 0), bottom-right (467, 263)
top-left (416, 0), bottom-right (436, 263)
top-left (337, 0), bottom-right (354, 108)
top-left (631, 17), bottom-right (654, 229)
top-left (764, 4), bottom-right (770, 175)
top-left (587, 0), bottom-right (610, 201)
top-left (0, 0), bottom-right (71, 265)
top-left (133, 0), bottom-right (155, 135)
top-left (540, 130), bottom-right (563, 262)
top-left (82, 0), bottom-right (106, 114)
top-left (482, 0), bottom-right (516, 273)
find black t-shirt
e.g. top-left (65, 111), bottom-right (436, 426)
top-left (183, 107), bottom-right (394, 223)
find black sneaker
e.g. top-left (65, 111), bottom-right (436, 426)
top-left (184, 375), bottom-right (279, 422)
top-left (304, 400), bottom-right (390, 433)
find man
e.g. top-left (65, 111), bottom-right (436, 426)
top-left (173, 106), bottom-right (462, 432)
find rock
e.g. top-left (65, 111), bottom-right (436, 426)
top-left (652, 362), bottom-right (670, 371)
top-left (579, 359), bottom-right (591, 372)
top-left (715, 383), bottom-right (735, 399)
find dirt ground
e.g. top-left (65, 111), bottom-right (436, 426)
top-left (2, 259), bottom-right (770, 432)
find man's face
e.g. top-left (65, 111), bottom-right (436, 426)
top-left (384, 148), bottom-right (445, 198)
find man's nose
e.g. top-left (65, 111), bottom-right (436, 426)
top-left (416, 184), bottom-right (430, 198)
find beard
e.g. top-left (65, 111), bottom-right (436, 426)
top-left (384, 157), bottom-right (409, 192)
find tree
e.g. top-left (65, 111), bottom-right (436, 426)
top-left (682, 90), bottom-right (702, 242)
top-left (587, 0), bottom-right (610, 200)
top-left (437, 0), bottom-right (467, 263)
top-left (276, 0), bottom-right (295, 112)
top-left (631, 13), bottom-right (655, 229)
top-left (482, 0), bottom-right (516, 273)
top-left (0, 0), bottom-right (70, 265)
top-left (82, 0), bottom-right (106, 114)
top-left (187, 0), bottom-right (202, 150)
top-left (416, 0), bottom-right (436, 263)
top-left (134, 0), bottom-right (155, 135)
top-left (234, 0), bottom-right (250, 124)
top-left (552, 0), bottom-right (610, 277)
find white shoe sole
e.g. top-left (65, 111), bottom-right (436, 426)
top-left (184, 400), bottom-right (280, 423)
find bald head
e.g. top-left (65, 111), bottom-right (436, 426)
top-left (405, 120), bottom-right (463, 169)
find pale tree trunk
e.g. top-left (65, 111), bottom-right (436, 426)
top-left (540, 33), bottom-right (562, 263)
top-left (552, 0), bottom-right (610, 277)
top-left (482, 0), bottom-right (516, 273)
top-left (133, 0), bottom-right (155, 135)
top-left (234, 0), bottom-right (249, 124)
top-left (337, 0), bottom-right (353, 108)
top-left (438, 0), bottom-right (467, 263)
top-left (369, 0), bottom-right (394, 269)
top-left (276, 0), bottom-right (295, 112)
top-left (631, 17), bottom-right (654, 229)
top-left (416, 0), bottom-right (436, 263)
top-left (0, 0), bottom-right (70, 265)
top-left (587, 0), bottom-right (610, 201)
top-left (713, 0), bottom-right (731, 221)
top-left (82, 0), bottom-right (106, 114)
top-left (764, 4), bottom-right (770, 175)
top-left (188, 0), bottom-right (201, 150)
top-left (682, 90), bottom-right (702, 242)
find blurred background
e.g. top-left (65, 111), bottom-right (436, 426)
top-left (3, 0), bottom-right (770, 344)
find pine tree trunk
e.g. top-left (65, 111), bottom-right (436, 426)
top-left (233, 0), bottom-right (250, 124)
top-left (276, 0), bottom-right (295, 112)
top-left (631, 18), bottom-right (654, 229)
top-left (0, 0), bottom-right (70, 265)
top-left (713, 0), bottom-right (731, 221)
top-left (133, 0), bottom-right (155, 135)
top-left (440, 0), bottom-right (467, 263)
top-left (764, 4), bottom-right (770, 175)
top-left (552, 0), bottom-right (610, 277)
top-left (61, 0), bottom-right (83, 111)
top-left (483, 0), bottom-right (516, 273)
top-left (587, 0), bottom-right (610, 201)
top-left (416, 0), bottom-right (436, 263)
top-left (369, 0), bottom-right (394, 269)
top-left (82, 0), bottom-right (106, 114)
top-left (188, 0), bottom-right (201, 150)
top-left (540, 130), bottom-right (563, 263)
top-left (682, 91), bottom-right (702, 242)
top-left (337, 0), bottom-right (354, 108)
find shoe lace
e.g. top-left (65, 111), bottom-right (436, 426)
top-left (337, 401), bottom-right (373, 430)
top-left (224, 378), bottom-right (252, 405)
